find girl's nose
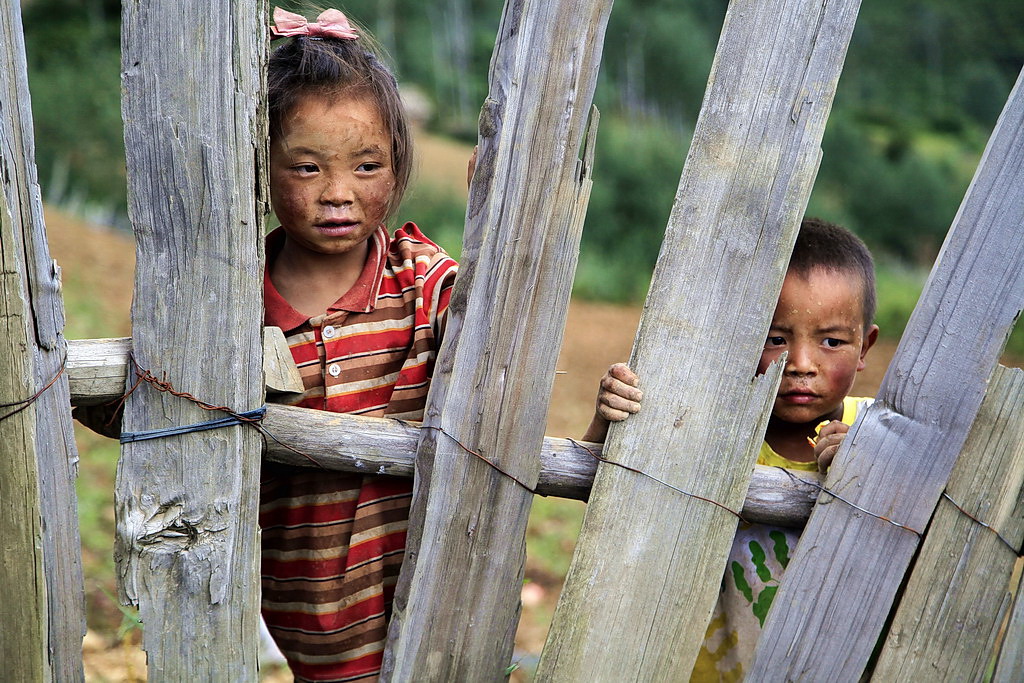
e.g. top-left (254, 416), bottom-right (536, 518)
top-left (320, 175), bottom-right (354, 205)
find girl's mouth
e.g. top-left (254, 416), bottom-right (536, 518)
top-left (316, 220), bottom-right (359, 235)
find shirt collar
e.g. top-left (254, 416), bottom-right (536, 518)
top-left (264, 226), bottom-right (390, 330)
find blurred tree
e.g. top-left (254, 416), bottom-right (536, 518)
top-left (22, 0), bottom-right (124, 222)
top-left (16, 0), bottom-right (1024, 276)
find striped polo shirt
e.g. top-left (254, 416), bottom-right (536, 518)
top-left (260, 223), bottom-right (457, 682)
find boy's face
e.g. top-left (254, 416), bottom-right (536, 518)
top-left (758, 267), bottom-right (879, 426)
top-left (269, 94), bottom-right (395, 260)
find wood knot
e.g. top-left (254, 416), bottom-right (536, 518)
top-left (478, 97), bottom-right (501, 138)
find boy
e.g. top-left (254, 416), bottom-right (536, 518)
top-left (586, 217), bottom-right (878, 680)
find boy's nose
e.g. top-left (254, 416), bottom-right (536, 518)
top-left (785, 345), bottom-right (816, 375)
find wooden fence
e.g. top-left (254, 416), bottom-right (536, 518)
top-left (3, 0), bottom-right (1024, 680)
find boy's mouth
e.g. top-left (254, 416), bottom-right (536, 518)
top-left (779, 389), bottom-right (819, 404)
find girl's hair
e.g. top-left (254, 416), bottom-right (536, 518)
top-left (268, 18), bottom-right (412, 219)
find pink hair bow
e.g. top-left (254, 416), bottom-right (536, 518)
top-left (271, 7), bottom-right (359, 40)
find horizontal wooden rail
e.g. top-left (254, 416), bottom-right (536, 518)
top-left (67, 337), bottom-right (820, 525)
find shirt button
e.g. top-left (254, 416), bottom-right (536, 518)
top-left (328, 363), bottom-right (341, 377)
top-left (323, 325), bottom-right (336, 338)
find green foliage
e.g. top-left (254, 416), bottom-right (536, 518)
top-left (807, 111), bottom-right (976, 264)
top-left (1012, 318), bottom-right (1024, 360)
top-left (574, 115), bottom-right (688, 303)
top-left (872, 262), bottom-right (927, 341)
top-left (18, 0), bottom-right (1024, 290)
top-left (598, 1), bottom-right (723, 124)
top-left (394, 189), bottom-right (467, 259)
top-left (526, 497), bottom-right (585, 580)
top-left (22, 0), bottom-right (125, 217)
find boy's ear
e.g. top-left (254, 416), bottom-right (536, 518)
top-left (858, 324), bottom-right (880, 371)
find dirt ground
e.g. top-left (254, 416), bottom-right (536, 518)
top-left (544, 302), bottom-right (895, 439)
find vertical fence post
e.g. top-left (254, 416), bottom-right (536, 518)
top-left (751, 67), bottom-right (1024, 680)
top-left (114, 1), bottom-right (267, 678)
top-left (871, 365), bottom-right (1024, 679)
top-left (382, 0), bottom-right (612, 678)
top-left (537, 0), bottom-right (863, 677)
top-left (0, 0), bottom-right (85, 678)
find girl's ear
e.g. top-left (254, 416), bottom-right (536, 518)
top-left (857, 324), bottom-right (879, 371)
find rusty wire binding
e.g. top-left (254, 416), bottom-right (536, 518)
top-left (569, 437), bottom-right (748, 522)
top-left (774, 466), bottom-right (923, 537)
top-left (0, 354), bottom-right (67, 423)
top-left (119, 355), bottom-right (325, 468)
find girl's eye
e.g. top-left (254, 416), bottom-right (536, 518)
top-left (294, 163), bottom-right (319, 174)
top-left (824, 338), bottom-right (845, 348)
top-left (766, 336), bottom-right (786, 347)
top-left (357, 162), bottom-right (381, 173)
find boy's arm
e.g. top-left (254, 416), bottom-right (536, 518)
top-left (582, 362), bottom-right (642, 443)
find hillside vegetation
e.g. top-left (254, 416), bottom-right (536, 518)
top-left (22, 0), bottom-right (1024, 302)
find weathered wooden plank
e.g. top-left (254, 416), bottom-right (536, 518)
top-left (67, 330), bottom-right (300, 405)
top-left (537, 0), bottom-right (863, 677)
top-left (994, 559), bottom-right (1024, 681)
top-left (751, 67), bottom-right (1024, 680)
top-left (0, 1), bottom-right (85, 678)
top-left (0, 147), bottom-right (53, 682)
top-left (259, 404), bottom-right (822, 522)
top-left (64, 349), bottom-right (824, 520)
top-left (114, 1), bottom-right (267, 679)
top-left (381, 1), bottom-right (613, 678)
top-left (66, 337), bottom-right (130, 405)
top-left (871, 365), bottom-right (1024, 680)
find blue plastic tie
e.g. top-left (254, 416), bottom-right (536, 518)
top-left (119, 407), bottom-right (267, 444)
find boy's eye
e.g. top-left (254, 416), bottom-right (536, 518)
top-left (357, 162), bottom-right (381, 173)
top-left (766, 336), bottom-right (786, 347)
top-left (294, 163), bottom-right (319, 174)
top-left (823, 338), bottom-right (845, 348)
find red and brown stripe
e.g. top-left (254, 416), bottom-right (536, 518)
top-left (260, 223), bottom-right (456, 681)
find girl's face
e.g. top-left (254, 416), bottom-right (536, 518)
top-left (270, 93), bottom-right (395, 260)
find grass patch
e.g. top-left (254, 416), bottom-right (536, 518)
top-left (526, 497), bottom-right (586, 582)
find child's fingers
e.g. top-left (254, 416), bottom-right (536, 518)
top-left (599, 388), bottom-right (641, 418)
top-left (596, 401), bottom-right (636, 424)
top-left (816, 442), bottom-right (841, 473)
top-left (817, 420), bottom-right (848, 440)
top-left (813, 424), bottom-right (848, 473)
top-left (600, 373), bottom-right (642, 404)
top-left (607, 362), bottom-right (639, 387)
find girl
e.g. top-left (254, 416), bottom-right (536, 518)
top-left (260, 8), bottom-right (458, 681)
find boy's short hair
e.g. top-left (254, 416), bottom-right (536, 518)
top-left (789, 217), bottom-right (876, 328)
